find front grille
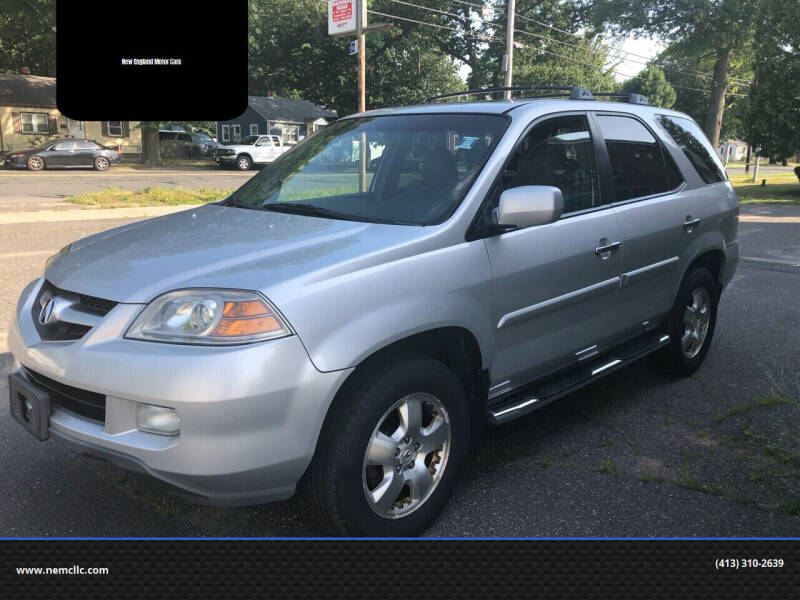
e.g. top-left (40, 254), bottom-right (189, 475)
top-left (32, 281), bottom-right (118, 341)
top-left (25, 368), bottom-right (106, 422)
top-left (77, 293), bottom-right (117, 316)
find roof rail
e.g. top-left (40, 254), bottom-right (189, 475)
top-left (425, 86), bottom-right (583, 103)
top-left (591, 92), bottom-right (649, 105)
top-left (424, 86), bottom-right (648, 105)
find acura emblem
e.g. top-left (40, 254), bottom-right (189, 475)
top-left (39, 298), bottom-right (57, 326)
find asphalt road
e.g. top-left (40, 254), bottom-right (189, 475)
top-left (0, 206), bottom-right (799, 536)
top-left (0, 168), bottom-right (255, 213)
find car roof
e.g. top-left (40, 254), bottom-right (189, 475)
top-left (345, 98), bottom-right (690, 121)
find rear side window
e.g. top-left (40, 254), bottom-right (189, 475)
top-left (596, 115), bottom-right (682, 202)
top-left (655, 115), bottom-right (726, 184)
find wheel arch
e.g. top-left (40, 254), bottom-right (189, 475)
top-left (308, 326), bottom-right (489, 472)
top-left (680, 247), bottom-right (725, 297)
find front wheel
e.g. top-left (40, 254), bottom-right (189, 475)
top-left (235, 155), bottom-right (252, 170)
top-left (26, 155), bottom-right (45, 171)
top-left (651, 266), bottom-right (718, 376)
top-left (307, 354), bottom-right (469, 536)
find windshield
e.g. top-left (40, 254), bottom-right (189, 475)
top-left (226, 114), bottom-right (507, 225)
top-left (238, 135), bottom-right (259, 145)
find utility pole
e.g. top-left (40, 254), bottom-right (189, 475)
top-left (503, 0), bottom-right (516, 100)
top-left (356, 0), bottom-right (367, 191)
top-left (356, 0), bottom-right (366, 113)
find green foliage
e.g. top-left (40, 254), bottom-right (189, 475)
top-left (247, 0), bottom-right (464, 116)
top-left (620, 66), bottom-right (675, 108)
top-left (482, 0), bottom-right (617, 91)
top-left (749, 0), bottom-right (800, 159)
top-left (579, 0), bottom-right (760, 146)
top-left (0, 0), bottom-right (55, 76)
top-left (655, 44), bottom-right (752, 142)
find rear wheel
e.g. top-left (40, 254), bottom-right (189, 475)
top-left (307, 354), bottom-right (469, 536)
top-left (26, 155), bottom-right (45, 171)
top-left (651, 266), bottom-right (718, 375)
top-left (235, 155), bottom-right (252, 170)
top-left (93, 156), bottom-right (110, 171)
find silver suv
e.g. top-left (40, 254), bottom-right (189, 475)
top-left (8, 87), bottom-right (739, 536)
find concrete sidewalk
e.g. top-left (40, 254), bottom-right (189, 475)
top-left (0, 204), bottom-right (200, 225)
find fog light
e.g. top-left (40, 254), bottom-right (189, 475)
top-left (137, 404), bottom-right (180, 436)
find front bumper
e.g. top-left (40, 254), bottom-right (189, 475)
top-left (8, 278), bottom-right (352, 504)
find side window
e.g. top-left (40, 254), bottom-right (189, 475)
top-left (505, 115), bottom-right (600, 214)
top-left (595, 115), bottom-right (681, 202)
top-left (52, 141), bottom-right (76, 151)
top-left (74, 141), bottom-right (95, 150)
top-left (655, 115), bottom-right (726, 184)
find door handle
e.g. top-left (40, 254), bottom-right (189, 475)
top-left (683, 216), bottom-right (702, 231)
top-left (595, 241), bottom-right (622, 255)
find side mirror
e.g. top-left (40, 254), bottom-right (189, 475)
top-left (496, 185), bottom-right (563, 229)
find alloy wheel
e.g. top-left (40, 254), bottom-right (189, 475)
top-left (362, 393), bottom-right (451, 519)
top-left (681, 287), bottom-right (711, 358)
top-left (27, 156), bottom-right (44, 170)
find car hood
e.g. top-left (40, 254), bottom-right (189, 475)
top-left (217, 144), bottom-right (253, 150)
top-left (46, 204), bottom-right (426, 304)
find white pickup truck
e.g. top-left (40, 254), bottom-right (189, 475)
top-left (213, 134), bottom-right (286, 170)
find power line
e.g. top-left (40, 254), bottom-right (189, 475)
top-left (366, 8), bottom-right (748, 97)
top-left (512, 10), bottom-right (753, 85)
top-left (383, 0), bottom-right (751, 86)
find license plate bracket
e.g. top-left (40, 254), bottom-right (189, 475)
top-left (8, 372), bottom-right (50, 441)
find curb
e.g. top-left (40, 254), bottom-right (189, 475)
top-left (0, 205), bottom-right (201, 225)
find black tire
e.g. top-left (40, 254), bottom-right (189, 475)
top-left (651, 266), bottom-right (718, 376)
top-left (306, 354), bottom-right (470, 536)
top-left (235, 154), bottom-right (252, 170)
top-left (93, 156), bottom-right (110, 171)
top-left (26, 155), bottom-right (45, 171)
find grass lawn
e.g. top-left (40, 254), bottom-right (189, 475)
top-left (730, 171), bottom-right (800, 204)
top-left (68, 186), bottom-right (231, 208)
top-left (120, 159), bottom-right (218, 170)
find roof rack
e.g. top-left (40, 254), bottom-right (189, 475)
top-left (424, 86), bottom-right (648, 105)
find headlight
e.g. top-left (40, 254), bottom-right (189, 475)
top-left (125, 289), bottom-right (292, 345)
top-left (45, 243), bottom-right (72, 271)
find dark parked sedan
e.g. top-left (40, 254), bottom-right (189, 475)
top-left (5, 139), bottom-right (121, 171)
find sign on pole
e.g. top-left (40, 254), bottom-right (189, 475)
top-left (328, 0), bottom-right (356, 36)
top-left (349, 39), bottom-right (358, 55)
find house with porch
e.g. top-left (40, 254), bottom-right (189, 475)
top-left (217, 94), bottom-right (337, 146)
top-left (0, 73), bottom-right (142, 159)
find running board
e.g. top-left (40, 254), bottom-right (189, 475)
top-left (489, 333), bottom-right (671, 425)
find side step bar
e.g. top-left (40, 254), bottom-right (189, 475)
top-left (489, 332), bottom-right (670, 425)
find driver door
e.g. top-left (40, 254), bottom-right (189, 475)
top-left (483, 114), bottom-right (622, 390)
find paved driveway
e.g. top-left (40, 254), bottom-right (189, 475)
top-left (0, 204), bottom-right (798, 536)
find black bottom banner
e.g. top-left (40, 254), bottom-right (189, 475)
top-left (2, 540), bottom-right (798, 599)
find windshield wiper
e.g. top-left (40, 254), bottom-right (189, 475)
top-left (261, 202), bottom-right (419, 226)
top-left (261, 202), bottom-right (356, 220)
top-left (224, 197), bottom-right (261, 210)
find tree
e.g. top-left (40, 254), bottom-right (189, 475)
top-left (0, 0), bottom-right (56, 75)
top-left (581, 0), bottom-right (759, 147)
top-left (655, 43), bottom-right (752, 143)
top-left (749, 0), bottom-right (800, 161)
top-left (620, 66), bottom-right (675, 108)
top-left (480, 0), bottom-right (617, 92)
top-left (246, 0), bottom-right (465, 115)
